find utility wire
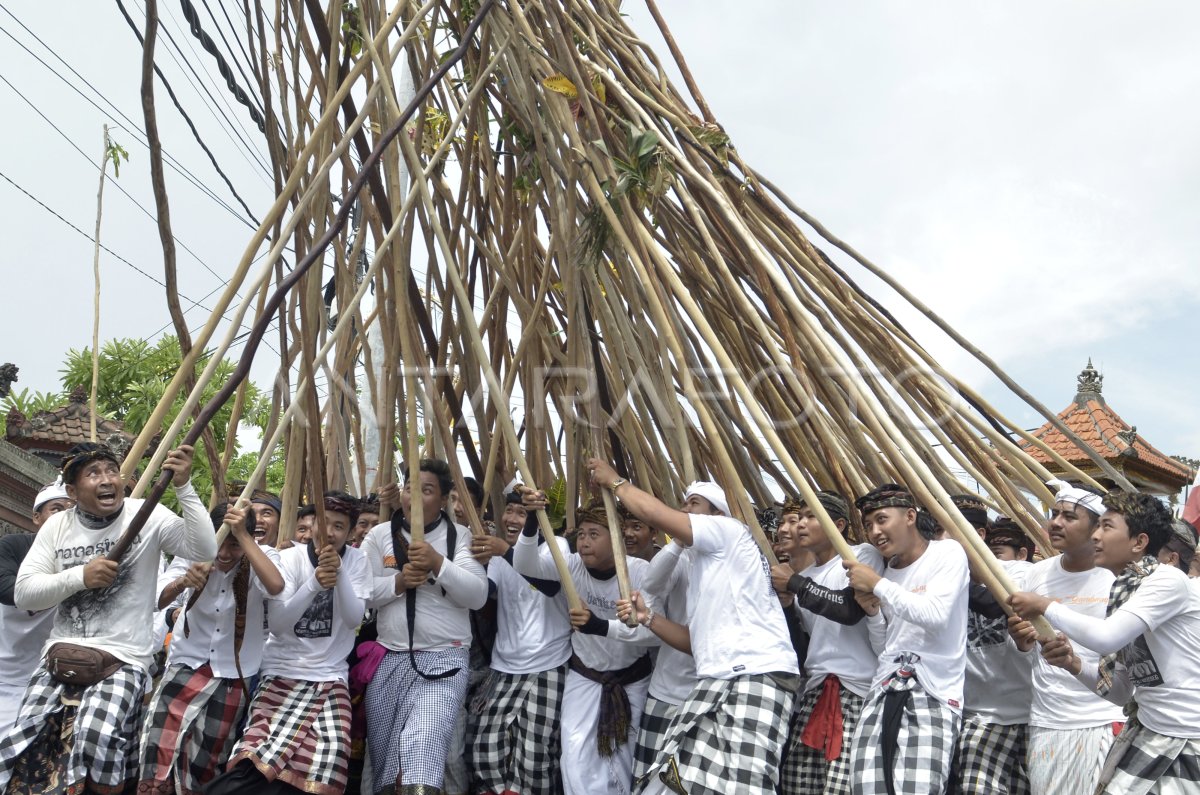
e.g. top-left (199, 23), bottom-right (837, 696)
top-left (0, 11), bottom-right (247, 224)
top-left (179, 0), bottom-right (266, 131)
top-left (0, 72), bottom-right (231, 284)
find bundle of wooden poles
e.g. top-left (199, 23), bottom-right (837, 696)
top-left (107, 0), bottom-right (1136, 633)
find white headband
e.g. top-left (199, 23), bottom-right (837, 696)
top-left (1046, 478), bottom-right (1104, 516)
top-left (34, 479), bottom-right (69, 512)
top-left (684, 481), bottom-right (731, 517)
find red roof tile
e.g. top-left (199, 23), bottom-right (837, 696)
top-left (5, 386), bottom-right (132, 452)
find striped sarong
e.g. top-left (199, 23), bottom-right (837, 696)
top-left (639, 673), bottom-right (797, 795)
top-left (467, 664), bottom-right (567, 795)
top-left (1096, 718), bottom-right (1200, 795)
top-left (225, 675), bottom-right (351, 795)
top-left (136, 664), bottom-right (248, 795)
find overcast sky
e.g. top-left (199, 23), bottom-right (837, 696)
top-left (1, 3), bottom-right (1197, 489)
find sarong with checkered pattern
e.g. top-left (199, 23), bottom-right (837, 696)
top-left (638, 673), bottom-right (797, 795)
top-left (0, 663), bottom-right (148, 795)
top-left (225, 675), bottom-right (351, 795)
top-left (778, 679), bottom-right (864, 795)
top-left (954, 712), bottom-right (1029, 795)
top-left (136, 663), bottom-right (248, 795)
top-left (467, 664), bottom-right (566, 795)
top-left (849, 674), bottom-right (960, 795)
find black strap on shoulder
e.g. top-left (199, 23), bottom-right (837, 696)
top-left (391, 511), bottom-right (461, 681)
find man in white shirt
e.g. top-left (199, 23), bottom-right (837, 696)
top-left (0, 482), bottom-right (73, 730)
top-left (1006, 480), bottom-right (1125, 795)
top-left (1010, 490), bottom-right (1199, 795)
top-left (954, 511), bottom-right (1036, 795)
top-left (587, 461), bottom-right (800, 795)
top-left (212, 491), bottom-right (370, 795)
top-left (513, 492), bottom-right (657, 795)
top-left (360, 459), bottom-right (488, 795)
top-left (842, 484), bottom-right (969, 795)
top-left (466, 490), bottom-right (573, 795)
top-left (769, 491), bottom-right (885, 795)
top-left (136, 502), bottom-right (284, 794)
top-left (0, 442), bottom-right (216, 795)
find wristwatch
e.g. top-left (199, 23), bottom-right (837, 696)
top-left (607, 477), bottom-right (628, 494)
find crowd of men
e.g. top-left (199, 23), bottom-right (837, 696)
top-left (0, 439), bottom-right (1197, 795)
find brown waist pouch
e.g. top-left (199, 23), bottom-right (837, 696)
top-left (45, 643), bottom-right (125, 687)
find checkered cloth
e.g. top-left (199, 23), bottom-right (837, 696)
top-left (850, 671), bottom-right (960, 795)
top-left (638, 673), bottom-right (797, 795)
top-left (633, 695), bottom-right (678, 783)
top-left (136, 663), bottom-right (248, 795)
top-left (225, 675), bottom-right (351, 795)
top-left (779, 679), bottom-right (865, 795)
top-left (467, 663), bottom-right (567, 795)
top-left (953, 713), bottom-right (1029, 795)
top-left (0, 663), bottom-right (148, 795)
top-left (1095, 717), bottom-right (1200, 795)
top-left (365, 647), bottom-right (469, 791)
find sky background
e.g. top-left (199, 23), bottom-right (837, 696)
top-left (1, 3), bottom-right (1197, 490)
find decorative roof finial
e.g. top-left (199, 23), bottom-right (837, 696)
top-left (1076, 358), bottom-right (1103, 399)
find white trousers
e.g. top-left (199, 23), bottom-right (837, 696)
top-left (1028, 724), bottom-right (1118, 795)
top-left (561, 670), bottom-right (650, 795)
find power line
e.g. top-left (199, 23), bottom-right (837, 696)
top-left (0, 166), bottom-right (282, 359)
top-left (0, 72), bottom-right (230, 285)
top-left (0, 7), bottom-right (253, 227)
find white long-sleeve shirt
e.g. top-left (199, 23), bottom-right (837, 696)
top-left (160, 545), bottom-right (283, 678)
top-left (260, 543), bottom-right (369, 682)
top-left (639, 541), bottom-right (698, 704)
top-left (360, 517), bottom-right (487, 653)
top-left (489, 538), bottom-right (573, 675)
top-left (513, 534), bottom-right (658, 672)
top-left (14, 482), bottom-right (217, 671)
top-left (871, 539), bottom-right (969, 710)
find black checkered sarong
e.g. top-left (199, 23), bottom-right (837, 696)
top-left (0, 663), bottom-right (148, 795)
top-left (466, 664), bottom-right (566, 795)
top-left (366, 648), bottom-right (469, 791)
top-left (779, 680), bottom-right (864, 795)
top-left (1096, 717), bottom-right (1200, 795)
top-left (849, 671), bottom-right (960, 795)
top-left (136, 663), bottom-right (248, 795)
top-left (225, 675), bottom-right (351, 795)
top-left (954, 712), bottom-right (1029, 795)
top-left (639, 673), bottom-right (797, 795)
top-left (633, 695), bottom-right (677, 784)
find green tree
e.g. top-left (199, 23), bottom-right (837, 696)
top-left (54, 336), bottom-right (276, 505)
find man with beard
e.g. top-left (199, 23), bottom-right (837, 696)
top-left (0, 442), bottom-right (216, 795)
top-left (211, 491), bottom-right (370, 795)
top-left (137, 502), bottom-right (284, 794)
top-left (465, 488), bottom-right (572, 795)
top-left (0, 482), bottom-right (74, 729)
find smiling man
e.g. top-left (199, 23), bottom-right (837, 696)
top-left (841, 483), bottom-right (969, 795)
top-left (360, 459), bottom-right (488, 795)
top-left (137, 502), bottom-right (284, 794)
top-left (1010, 491), bottom-right (1198, 795)
top-left (212, 491), bottom-right (370, 795)
top-left (0, 441), bottom-right (216, 795)
top-left (1007, 480), bottom-right (1126, 795)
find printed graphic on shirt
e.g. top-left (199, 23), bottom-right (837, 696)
top-left (55, 558), bottom-right (134, 636)
top-left (967, 612), bottom-right (1008, 649)
top-left (1122, 636), bottom-right (1164, 687)
top-left (294, 589), bottom-right (334, 638)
